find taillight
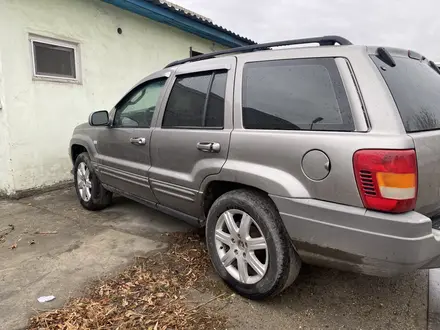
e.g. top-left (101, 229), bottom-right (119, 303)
top-left (353, 149), bottom-right (417, 213)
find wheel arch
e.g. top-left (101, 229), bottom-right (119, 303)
top-left (71, 144), bottom-right (88, 164)
top-left (69, 135), bottom-right (97, 164)
top-left (200, 164), bottom-right (310, 218)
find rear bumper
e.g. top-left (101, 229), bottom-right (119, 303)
top-left (270, 195), bottom-right (440, 276)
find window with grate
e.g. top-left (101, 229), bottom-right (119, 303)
top-left (30, 36), bottom-right (79, 82)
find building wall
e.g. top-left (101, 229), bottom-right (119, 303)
top-left (0, 0), bottom-right (226, 194)
top-left (0, 49), bottom-right (14, 196)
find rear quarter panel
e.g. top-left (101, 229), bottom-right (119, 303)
top-left (409, 131), bottom-right (440, 216)
top-left (209, 47), bottom-right (414, 207)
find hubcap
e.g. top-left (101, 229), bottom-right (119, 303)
top-left (214, 209), bottom-right (268, 284)
top-left (77, 162), bottom-right (92, 202)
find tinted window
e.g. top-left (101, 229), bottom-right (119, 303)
top-left (114, 79), bottom-right (166, 128)
top-left (371, 55), bottom-right (440, 132)
top-left (205, 72), bottom-right (226, 127)
top-left (242, 58), bottom-right (354, 131)
top-left (162, 71), bottom-right (226, 128)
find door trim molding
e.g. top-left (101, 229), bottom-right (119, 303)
top-left (150, 178), bottom-right (197, 202)
top-left (97, 164), bottom-right (150, 188)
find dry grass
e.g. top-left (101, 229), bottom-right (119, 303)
top-left (29, 232), bottom-right (227, 330)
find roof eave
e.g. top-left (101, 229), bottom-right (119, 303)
top-left (102, 0), bottom-right (253, 47)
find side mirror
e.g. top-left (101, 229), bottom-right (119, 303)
top-left (89, 110), bottom-right (109, 126)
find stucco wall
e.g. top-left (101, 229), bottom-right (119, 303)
top-left (0, 49), bottom-right (14, 195)
top-left (0, 0), bottom-right (226, 194)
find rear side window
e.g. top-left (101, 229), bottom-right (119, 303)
top-left (162, 71), bottom-right (227, 128)
top-left (242, 58), bottom-right (354, 131)
top-left (371, 55), bottom-right (440, 132)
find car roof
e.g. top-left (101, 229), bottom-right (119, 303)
top-left (166, 44), bottom-right (369, 70)
top-left (136, 45), bottom-right (370, 87)
top-left (165, 35), bottom-right (355, 68)
top-left (139, 41), bottom-right (426, 88)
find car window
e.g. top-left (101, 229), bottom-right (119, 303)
top-left (242, 58), bottom-right (354, 131)
top-left (114, 78), bottom-right (167, 128)
top-left (371, 55), bottom-right (440, 132)
top-left (162, 70), bottom-right (226, 129)
top-left (205, 72), bottom-right (227, 127)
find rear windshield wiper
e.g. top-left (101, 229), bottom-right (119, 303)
top-left (377, 47), bottom-right (396, 67)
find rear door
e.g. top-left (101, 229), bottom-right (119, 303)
top-left (96, 77), bottom-right (168, 203)
top-left (370, 53), bottom-right (440, 217)
top-left (149, 57), bottom-right (235, 217)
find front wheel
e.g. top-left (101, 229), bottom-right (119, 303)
top-left (74, 152), bottom-right (112, 211)
top-left (206, 189), bottom-right (301, 300)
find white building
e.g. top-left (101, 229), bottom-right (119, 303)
top-left (0, 0), bottom-right (253, 196)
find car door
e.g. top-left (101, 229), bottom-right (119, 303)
top-left (95, 76), bottom-right (169, 203)
top-left (149, 57), bottom-right (235, 218)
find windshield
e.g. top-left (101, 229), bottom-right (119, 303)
top-left (371, 55), bottom-right (440, 132)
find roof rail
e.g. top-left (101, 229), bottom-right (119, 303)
top-left (165, 35), bottom-right (352, 68)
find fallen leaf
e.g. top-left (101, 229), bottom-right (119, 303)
top-left (125, 310), bottom-right (135, 318)
top-left (28, 231), bottom-right (226, 330)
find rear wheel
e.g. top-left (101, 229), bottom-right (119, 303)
top-left (74, 152), bottom-right (112, 211)
top-left (206, 189), bottom-right (301, 300)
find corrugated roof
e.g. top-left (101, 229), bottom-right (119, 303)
top-left (145, 0), bottom-right (256, 45)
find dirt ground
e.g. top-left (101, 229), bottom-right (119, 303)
top-left (0, 188), bottom-right (428, 330)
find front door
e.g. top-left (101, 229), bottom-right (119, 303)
top-left (96, 78), bottom-right (168, 202)
top-left (149, 57), bottom-right (235, 217)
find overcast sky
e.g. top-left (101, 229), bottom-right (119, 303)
top-left (173, 0), bottom-right (440, 61)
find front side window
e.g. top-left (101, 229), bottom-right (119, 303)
top-left (162, 70), bottom-right (227, 129)
top-left (31, 36), bottom-right (79, 81)
top-left (242, 58), bottom-right (354, 131)
top-left (114, 79), bottom-right (167, 128)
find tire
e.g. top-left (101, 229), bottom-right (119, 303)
top-left (74, 152), bottom-right (112, 211)
top-left (206, 189), bottom-right (301, 300)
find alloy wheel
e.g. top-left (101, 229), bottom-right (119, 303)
top-left (214, 209), bottom-right (268, 284)
top-left (77, 162), bottom-right (92, 202)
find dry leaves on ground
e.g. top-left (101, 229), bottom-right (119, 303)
top-left (29, 232), bottom-right (227, 330)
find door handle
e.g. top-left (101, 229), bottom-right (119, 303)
top-left (130, 137), bottom-right (146, 145)
top-left (197, 142), bottom-right (221, 153)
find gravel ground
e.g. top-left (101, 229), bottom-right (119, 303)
top-left (210, 267), bottom-right (428, 330)
top-left (2, 188), bottom-right (428, 330)
top-left (183, 247), bottom-right (428, 330)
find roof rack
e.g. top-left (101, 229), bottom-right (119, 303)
top-left (165, 35), bottom-right (352, 68)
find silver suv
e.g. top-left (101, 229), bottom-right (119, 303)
top-left (69, 36), bottom-right (440, 300)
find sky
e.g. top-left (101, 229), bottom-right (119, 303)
top-left (173, 0), bottom-right (440, 61)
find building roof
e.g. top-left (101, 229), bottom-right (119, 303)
top-left (150, 0), bottom-right (255, 45)
top-left (153, 0), bottom-right (213, 23)
top-left (102, 0), bottom-right (256, 47)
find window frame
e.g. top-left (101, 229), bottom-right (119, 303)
top-left (112, 78), bottom-right (168, 129)
top-left (30, 35), bottom-right (81, 83)
top-left (161, 70), bottom-right (227, 130)
top-left (241, 57), bottom-right (355, 132)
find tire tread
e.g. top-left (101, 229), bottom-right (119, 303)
top-left (206, 189), bottom-right (301, 300)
